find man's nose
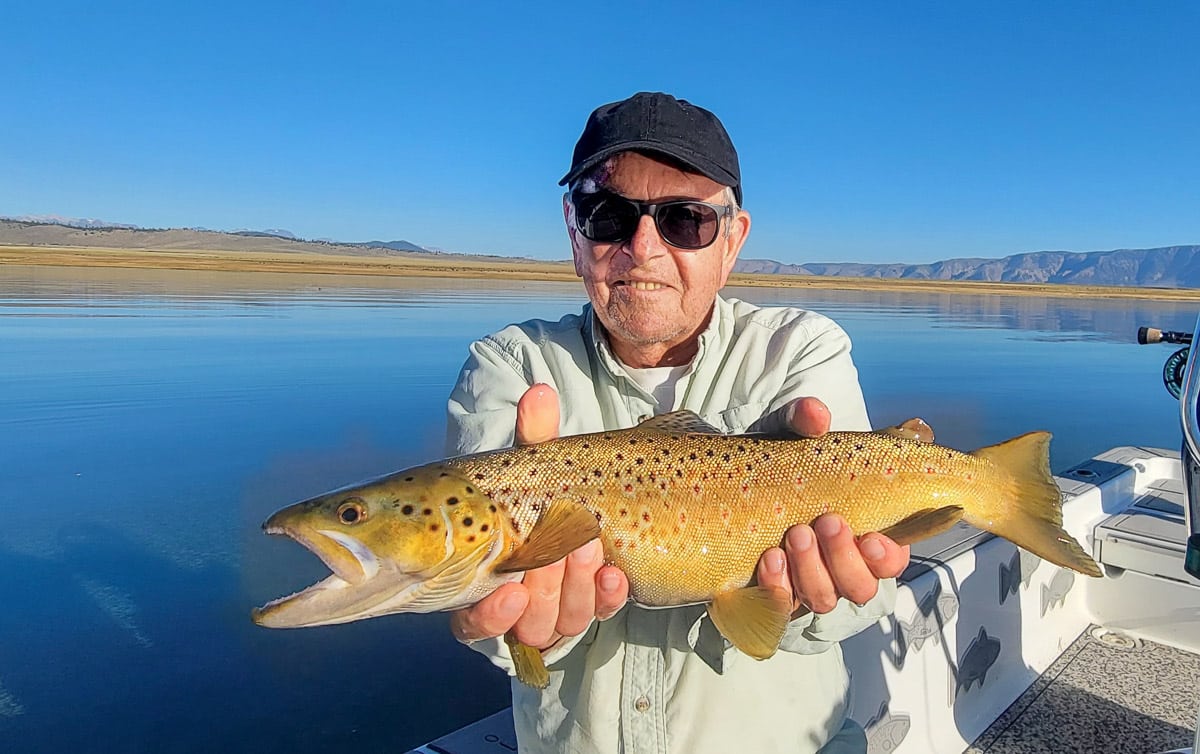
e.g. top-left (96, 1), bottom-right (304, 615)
top-left (626, 214), bottom-right (667, 264)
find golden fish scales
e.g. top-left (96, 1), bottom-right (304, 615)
top-left (446, 426), bottom-right (1001, 607)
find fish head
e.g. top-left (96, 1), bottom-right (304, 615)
top-left (252, 464), bottom-right (513, 628)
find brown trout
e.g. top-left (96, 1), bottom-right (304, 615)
top-left (253, 411), bottom-right (1101, 687)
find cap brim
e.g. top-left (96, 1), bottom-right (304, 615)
top-left (559, 141), bottom-right (739, 198)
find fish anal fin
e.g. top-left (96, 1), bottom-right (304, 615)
top-left (637, 411), bottom-right (724, 435)
top-left (880, 506), bottom-right (965, 546)
top-left (706, 586), bottom-right (792, 660)
top-left (504, 631), bottom-right (549, 689)
top-left (494, 500), bottom-right (601, 574)
top-left (881, 418), bottom-right (935, 443)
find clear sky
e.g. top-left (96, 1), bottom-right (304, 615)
top-left (3, 1), bottom-right (1198, 264)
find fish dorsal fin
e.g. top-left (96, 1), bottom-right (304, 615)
top-left (637, 411), bottom-right (724, 435)
top-left (880, 506), bottom-right (965, 546)
top-left (494, 500), bottom-right (601, 574)
top-left (880, 417), bottom-right (935, 444)
top-left (706, 586), bottom-right (792, 660)
top-left (504, 631), bottom-right (550, 689)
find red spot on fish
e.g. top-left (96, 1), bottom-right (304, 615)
top-left (614, 539), bottom-right (624, 549)
top-left (624, 484), bottom-right (633, 493)
top-left (849, 473), bottom-right (857, 481)
top-left (692, 484), bottom-right (701, 494)
top-left (642, 512), bottom-right (650, 522)
top-left (561, 484), bottom-right (570, 492)
top-left (926, 467), bottom-right (934, 474)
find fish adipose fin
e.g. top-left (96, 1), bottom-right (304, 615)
top-left (881, 417), bottom-right (935, 444)
top-left (970, 432), bottom-right (1103, 578)
top-left (881, 506), bottom-right (964, 546)
top-left (504, 630), bottom-right (550, 689)
top-left (706, 586), bottom-right (792, 660)
top-left (637, 411), bottom-right (724, 435)
top-left (494, 500), bottom-right (601, 574)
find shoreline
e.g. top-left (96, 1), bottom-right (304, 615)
top-left (4, 244), bottom-right (1200, 301)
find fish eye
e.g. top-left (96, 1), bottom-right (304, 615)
top-left (337, 499), bottom-right (367, 525)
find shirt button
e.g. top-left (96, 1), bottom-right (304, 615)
top-left (634, 696), bottom-right (651, 713)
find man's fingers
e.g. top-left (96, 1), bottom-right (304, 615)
top-left (755, 547), bottom-right (797, 612)
top-left (858, 534), bottom-right (911, 580)
top-left (516, 383), bottom-right (560, 445)
top-left (784, 523), bottom-right (838, 613)
top-left (786, 397), bottom-right (831, 438)
top-left (594, 565), bottom-right (630, 620)
top-left (556, 540), bottom-right (602, 637)
top-left (511, 557), bottom-right (567, 649)
top-left (450, 583), bottom-right (529, 643)
top-left (813, 514), bottom-right (879, 607)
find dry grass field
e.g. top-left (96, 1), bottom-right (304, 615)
top-left (4, 244), bottom-right (1200, 301)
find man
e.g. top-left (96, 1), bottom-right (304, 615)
top-left (446, 92), bottom-right (909, 753)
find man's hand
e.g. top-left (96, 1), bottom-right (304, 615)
top-left (755, 397), bottom-right (911, 614)
top-left (449, 384), bottom-right (630, 650)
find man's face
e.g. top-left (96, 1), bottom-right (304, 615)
top-left (564, 151), bottom-right (751, 367)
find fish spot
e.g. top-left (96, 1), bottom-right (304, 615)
top-left (401, 504), bottom-right (414, 515)
top-left (430, 524), bottom-right (440, 532)
top-left (440, 472), bottom-right (449, 478)
top-left (467, 535), bottom-right (476, 543)
top-left (561, 484), bottom-right (571, 492)
top-left (422, 508), bottom-right (432, 516)
top-left (832, 438), bottom-right (842, 445)
top-left (404, 476), bottom-right (415, 482)
top-left (636, 457), bottom-right (644, 465)
top-left (564, 458), bottom-right (574, 466)
top-left (446, 496), bottom-right (460, 505)
top-left (722, 453), bottom-right (731, 461)
top-left (737, 444), bottom-right (745, 453)
top-left (465, 486), bottom-right (475, 494)
top-left (593, 469), bottom-right (603, 477)
top-left (480, 523), bottom-right (489, 532)
top-left (619, 508), bottom-right (628, 517)
top-left (706, 449), bottom-right (714, 457)
top-left (616, 453), bottom-right (624, 461)
top-left (474, 473), bottom-right (485, 480)
top-left (855, 443), bottom-right (864, 451)
top-left (642, 512), bottom-right (651, 522)
top-left (463, 517), bottom-right (474, 527)
top-left (629, 439), bottom-right (638, 445)
top-left (527, 448), bottom-right (538, 455)
top-left (502, 459), bottom-right (512, 467)
top-left (489, 504), bottom-right (497, 512)
top-left (614, 539), bottom-right (624, 549)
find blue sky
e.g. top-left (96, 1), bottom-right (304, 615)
top-left (3, 1), bottom-right (1198, 264)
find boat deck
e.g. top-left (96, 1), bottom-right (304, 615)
top-left (968, 626), bottom-right (1199, 753)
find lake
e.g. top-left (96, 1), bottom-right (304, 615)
top-left (1, 264), bottom-right (1196, 752)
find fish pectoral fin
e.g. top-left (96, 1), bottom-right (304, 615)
top-left (636, 410), bottom-right (724, 435)
top-left (504, 630), bottom-right (550, 689)
top-left (880, 506), bottom-right (965, 546)
top-left (880, 417), bottom-right (935, 443)
top-left (494, 500), bottom-right (601, 574)
top-left (706, 586), bottom-right (792, 660)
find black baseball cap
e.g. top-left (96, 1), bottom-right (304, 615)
top-left (559, 92), bottom-right (743, 205)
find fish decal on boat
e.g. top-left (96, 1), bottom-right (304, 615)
top-left (864, 700), bottom-right (911, 753)
top-left (1040, 567), bottom-right (1077, 616)
top-left (896, 579), bottom-right (960, 659)
top-left (954, 626), bottom-right (1002, 700)
top-left (999, 548), bottom-right (1043, 604)
top-left (252, 411), bottom-right (1102, 688)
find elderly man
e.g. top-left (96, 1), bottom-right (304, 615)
top-left (446, 92), bottom-right (909, 754)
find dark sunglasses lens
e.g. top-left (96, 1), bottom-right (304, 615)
top-left (577, 195), bottom-right (638, 242)
top-left (658, 202), bottom-right (720, 249)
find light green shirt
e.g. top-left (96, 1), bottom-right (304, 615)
top-left (446, 295), bottom-right (894, 754)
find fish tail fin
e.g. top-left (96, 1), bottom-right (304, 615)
top-left (970, 432), bottom-right (1102, 578)
top-left (504, 630), bottom-right (550, 689)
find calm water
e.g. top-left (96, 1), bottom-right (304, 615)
top-left (1, 264), bottom-right (1196, 752)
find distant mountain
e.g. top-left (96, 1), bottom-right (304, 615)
top-left (2, 214), bottom-right (138, 230)
top-left (232, 228), bottom-right (300, 240)
top-left (734, 246), bottom-right (1200, 289)
top-left (357, 239), bottom-right (428, 253)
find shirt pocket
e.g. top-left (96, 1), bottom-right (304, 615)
top-left (715, 401), bottom-right (769, 434)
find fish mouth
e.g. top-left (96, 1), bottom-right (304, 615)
top-left (252, 516), bottom-right (412, 629)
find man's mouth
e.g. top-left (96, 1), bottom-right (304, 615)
top-left (615, 280), bottom-right (668, 291)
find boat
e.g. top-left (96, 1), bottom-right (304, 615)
top-left (408, 324), bottom-right (1200, 754)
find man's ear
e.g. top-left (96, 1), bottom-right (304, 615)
top-left (717, 209), bottom-right (751, 286)
top-left (563, 194), bottom-right (584, 277)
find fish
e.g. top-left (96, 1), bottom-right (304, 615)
top-left (896, 580), bottom-right (959, 655)
top-left (864, 700), bottom-right (911, 753)
top-left (252, 410), bottom-right (1102, 688)
top-left (999, 547), bottom-right (1042, 604)
top-left (954, 626), bottom-right (1001, 698)
top-left (1040, 567), bottom-right (1077, 616)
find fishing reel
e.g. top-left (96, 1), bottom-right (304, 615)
top-left (1138, 326), bottom-right (1193, 399)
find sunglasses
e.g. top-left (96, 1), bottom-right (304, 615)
top-left (571, 190), bottom-right (732, 250)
